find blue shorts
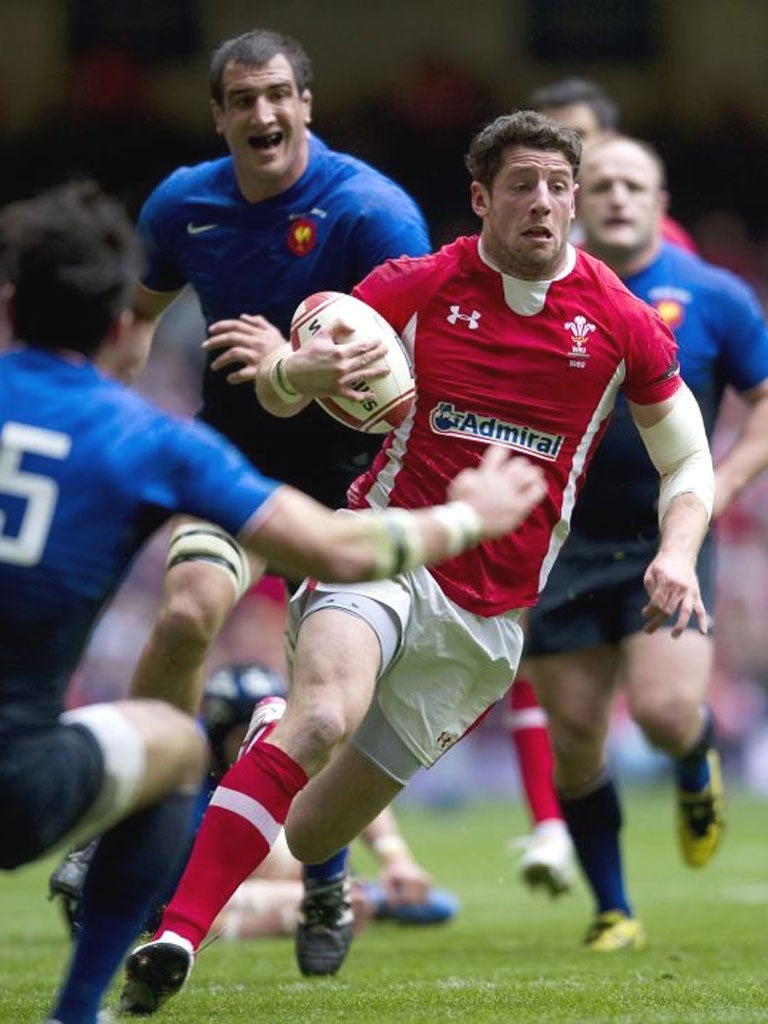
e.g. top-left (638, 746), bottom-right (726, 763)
top-left (0, 723), bottom-right (103, 869)
top-left (526, 532), bottom-right (715, 656)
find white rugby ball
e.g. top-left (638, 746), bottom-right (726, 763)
top-left (290, 291), bottom-right (414, 434)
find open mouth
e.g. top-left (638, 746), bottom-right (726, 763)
top-left (524, 227), bottom-right (553, 240)
top-left (247, 131), bottom-right (284, 151)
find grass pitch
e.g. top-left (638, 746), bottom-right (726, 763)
top-left (2, 787), bottom-right (767, 1023)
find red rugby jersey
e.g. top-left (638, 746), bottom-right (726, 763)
top-left (349, 236), bottom-right (680, 616)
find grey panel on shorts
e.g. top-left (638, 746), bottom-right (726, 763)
top-left (351, 696), bottom-right (423, 784)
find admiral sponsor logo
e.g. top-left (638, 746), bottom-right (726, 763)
top-left (430, 402), bottom-right (564, 460)
top-left (564, 314), bottom-right (595, 368)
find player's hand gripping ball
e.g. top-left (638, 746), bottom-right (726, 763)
top-left (290, 291), bottom-right (414, 433)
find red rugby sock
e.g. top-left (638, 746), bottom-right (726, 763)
top-left (508, 678), bottom-right (562, 825)
top-left (156, 742), bottom-right (307, 950)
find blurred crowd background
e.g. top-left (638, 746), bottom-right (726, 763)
top-left (3, 0), bottom-right (768, 801)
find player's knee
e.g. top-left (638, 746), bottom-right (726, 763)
top-left (134, 701), bottom-right (208, 787)
top-left (549, 708), bottom-right (604, 758)
top-left (632, 693), bottom-right (694, 752)
top-left (155, 579), bottom-right (231, 655)
top-left (288, 705), bottom-right (349, 776)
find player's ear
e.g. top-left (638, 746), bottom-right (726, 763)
top-left (102, 310), bottom-right (151, 384)
top-left (470, 181), bottom-right (490, 219)
top-left (301, 89), bottom-right (312, 125)
top-left (211, 99), bottom-right (225, 136)
top-left (103, 309), bottom-right (133, 350)
top-left (658, 188), bottom-right (670, 216)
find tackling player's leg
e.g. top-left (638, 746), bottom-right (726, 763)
top-left (29, 701), bottom-right (206, 1024)
top-left (119, 604), bottom-right (382, 1015)
top-left (128, 519), bottom-right (256, 713)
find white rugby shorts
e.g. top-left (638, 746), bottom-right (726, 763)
top-left (288, 565), bottom-right (523, 782)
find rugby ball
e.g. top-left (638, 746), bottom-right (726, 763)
top-left (290, 291), bottom-right (414, 434)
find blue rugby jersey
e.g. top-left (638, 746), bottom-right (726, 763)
top-left (0, 348), bottom-right (278, 729)
top-left (570, 242), bottom-right (768, 541)
top-left (139, 134), bottom-right (430, 508)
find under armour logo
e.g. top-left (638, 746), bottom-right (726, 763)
top-left (436, 731), bottom-right (456, 750)
top-left (447, 305), bottom-right (481, 329)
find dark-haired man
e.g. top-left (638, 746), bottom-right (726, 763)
top-left (122, 111), bottom-right (714, 1015)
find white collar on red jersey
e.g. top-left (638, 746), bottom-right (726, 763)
top-left (478, 240), bottom-right (576, 316)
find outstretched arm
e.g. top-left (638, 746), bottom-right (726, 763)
top-left (240, 446), bottom-right (547, 584)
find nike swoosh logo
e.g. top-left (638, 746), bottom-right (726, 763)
top-left (186, 222), bottom-right (218, 235)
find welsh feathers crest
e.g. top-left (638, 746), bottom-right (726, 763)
top-left (564, 314), bottom-right (595, 353)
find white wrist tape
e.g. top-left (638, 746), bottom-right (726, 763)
top-left (362, 501), bottom-right (484, 579)
top-left (430, 501), bottom-right (484, 556)
top-left (363, 508), bottom-right (425, 578)
top-left (268, 354), bottom-right (302, 404)
top-left (636, 384), bottom-right (714, 525)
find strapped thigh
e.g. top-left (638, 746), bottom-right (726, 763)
top-left (166, 520), bottom-right (250, 600)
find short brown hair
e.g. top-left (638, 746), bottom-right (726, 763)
top-left (580, 134), bottom-right (667, 189)
top-left (1, 180), bottom-right (141, 354)
top-left (465, 110), bottom-right (581, 188)
top-left (210, 28), bottom-right (313, 105)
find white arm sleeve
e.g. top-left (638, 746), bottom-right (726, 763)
top-left (636, 384), bottom-right (714, 526)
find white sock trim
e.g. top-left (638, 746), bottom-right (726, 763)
top-left (209, 786), bottom-right (282, 846)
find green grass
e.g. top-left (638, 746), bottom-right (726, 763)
top-left (2, 788), bottom-right (767, 1023)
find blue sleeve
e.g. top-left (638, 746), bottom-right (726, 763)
top-left (709, 272), bottom-right (768, 392)
top-left (149, 416), bottom-right (281, 536)
top-left (137, 178), bottom-right (188, 294)
top-left (350, 183), bottom-right (431, 277)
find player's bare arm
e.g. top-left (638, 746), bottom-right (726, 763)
top-left (361, 809), bottom-right (432, 906)
top-left (203, 313), bottom-right (287, 384)
top-left (241, 446), bottom-right (546, 582)
top-left (642, 492), bottom-right (709, 637)
top-left (712, 378), bottom-right (768, 518)
top-left (132, 281), bottom-right (180, 334)
top-left (629, 384), bottom-right (714, 637)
